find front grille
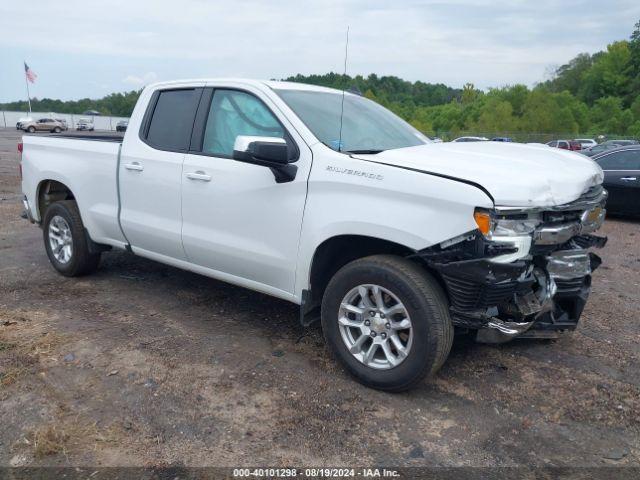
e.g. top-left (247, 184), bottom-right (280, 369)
top-left (443, 274), bottom-right (518, 310)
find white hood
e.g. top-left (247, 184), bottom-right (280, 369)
top-left (353, 142), bottom-right (604, 207)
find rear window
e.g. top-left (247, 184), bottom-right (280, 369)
top-left (145, 89), bottom-right (200, 151)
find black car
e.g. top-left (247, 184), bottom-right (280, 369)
top-left (593, 146), bottom-right (640, 217)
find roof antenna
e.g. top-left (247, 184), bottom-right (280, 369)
top-left (338, 26), bottom-right (349, 152)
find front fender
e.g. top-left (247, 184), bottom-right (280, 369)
top-left (293, 147), bottom-right (494, 298)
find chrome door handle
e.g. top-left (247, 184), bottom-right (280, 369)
top-left (186, 171), bottom-right (212, 182)
top-left (124, 162), bottom-right (144, 171)
top-left (620, 176), bottom-right (637, 181)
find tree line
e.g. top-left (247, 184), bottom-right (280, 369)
top-left (2, 19), bottom-right (639, 139)
top-left (0, 90), bottom-right (141, 118)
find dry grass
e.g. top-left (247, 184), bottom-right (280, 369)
top-left (30, 425), bottom-right (69, 458)
top-left (1, 366), bottom-right (25, 387)
top-left (0, 320), bottom-right (67, 389)
top-left (28, 421), bottom-right (118, 458)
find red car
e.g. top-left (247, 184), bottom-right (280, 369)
top-left (547, 140), bottom-right (582, 151)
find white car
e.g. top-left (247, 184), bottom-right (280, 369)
top-left (19, 79), bottom-right (607, 391)
top-left (575, 138), bottom-right (597, 149)
top-left (452, 136), bottom-right (489, 142)
top-left (76, 119), bottom-right (95, 131)
top-left (16, 117), bottom-right (33, 130)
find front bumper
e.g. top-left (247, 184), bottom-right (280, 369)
top-left (425, 246), bottom-right (602, 340)
top-left (415, 186), bottom-right (608, 342)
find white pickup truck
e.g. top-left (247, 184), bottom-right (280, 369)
top-left (20, 79), bottom-right (607, 391)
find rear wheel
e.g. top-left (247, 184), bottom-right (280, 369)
top-left (53, 127), bottom-right (61, 133)
top-left (321, 255), bottom-right (453, 392)
top-left (42, 200), bottom-right (100, 276)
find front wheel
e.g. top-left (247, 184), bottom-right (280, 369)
top-left (42, 200), bottom-right (101, 276)
top-left (53, 127), bottom-right (61, 133)
top-left (321, 255), bottom-right (453, 392)
top-left (27, 126), bottom-right (35, 133)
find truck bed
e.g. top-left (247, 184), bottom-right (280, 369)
top-left (21, 133), bottom-right (126, 247)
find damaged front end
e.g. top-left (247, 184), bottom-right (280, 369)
top-left (415, 185), bottom-right (608, 343)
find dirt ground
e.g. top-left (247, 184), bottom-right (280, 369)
top-left (0, 128), bottom-right (639, 470)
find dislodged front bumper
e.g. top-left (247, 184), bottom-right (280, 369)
top-left (415, 186), bottom-right (608, 342)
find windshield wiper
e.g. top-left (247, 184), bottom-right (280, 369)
top-left (344, 149), bottom-right (385, 155)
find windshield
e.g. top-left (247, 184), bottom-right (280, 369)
top-left (274, 89), bottom-right (429, 153)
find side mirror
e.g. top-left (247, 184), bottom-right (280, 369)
top-left (233, 136), bottom-right (297, 183)
top-left (233, 136), bottom-right (289, 164)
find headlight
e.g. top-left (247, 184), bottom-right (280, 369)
top-left (474, 208), bottom-right (540, 238)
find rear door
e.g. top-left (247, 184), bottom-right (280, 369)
top-left (180, 85), bottom-right (312, 295)
top-left (119, 86), bottom-right (203, 259)
top-left (596, 149), bottom-right (640, 215)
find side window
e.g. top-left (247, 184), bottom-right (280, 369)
top-left (145, 89), bottom-right (200, 151)
top-left (598, 150), bottom-right (640, 170)
top-left (202, 90), bottom-right (284, 157)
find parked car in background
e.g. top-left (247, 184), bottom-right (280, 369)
top-left (16, 117), bottom-right (33, 130)
top-left (452, 136), bottom-right (489, 142)
top-left (580, 143), bottom-right (619, 157)
top-left (603, 139), bottom-right (639, 147)
top-left (54, 118), bottom-right (68, 130)
top-left (116, 120), bottom-right (129, 132)
top-left (82, 110), bottom-right (101, 116)
top-left (575, 138), bottom-right (597, 149)
top-left (21, 118), bottom-right (68, 133)
top-left (76, 119), bottom-right (95, 131)
top-left (592, 146), bottom-right (640, 217)
top-left (491, 137), bottom-right (513, 142)
top-left (581, 140), bottom-right (638, 157)
top-left (547, 140), bottom-right (581, 151)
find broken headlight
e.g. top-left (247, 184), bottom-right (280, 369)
top-left (473, 208), bottom-right (540, 263)
top-left (474, 209), bottom-right (540, 239)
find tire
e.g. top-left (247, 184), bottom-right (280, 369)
top-left (53, 127), bottom-right (61, 133)
top-left (321, 255), bottom-right (453, 392)
top-left (42, 200), bottom-right (101, 277)
top-left (27, 126), bottom-right (35, 133)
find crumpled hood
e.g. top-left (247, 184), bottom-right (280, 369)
top-left (353, 142), bottom-right (604, 207)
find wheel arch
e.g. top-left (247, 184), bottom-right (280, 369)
top-left (305, 235), bottom-right (415, 312)
top-left (36, 179), bottom-right (76, 220)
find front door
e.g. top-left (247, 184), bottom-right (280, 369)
top-left (181, 86), bottom-right (311, 295)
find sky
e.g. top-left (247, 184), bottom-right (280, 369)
top-left (1, 0), bottom-right (639, 102)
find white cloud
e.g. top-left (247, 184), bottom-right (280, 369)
top-left (1, 0), bottom-right (639, 99)
top-left (122, 72), bottom-right (158, 86)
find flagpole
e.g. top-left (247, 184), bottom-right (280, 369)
top-left (24, 61), bottom-right (32, 114)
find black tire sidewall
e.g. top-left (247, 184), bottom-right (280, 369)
top-left (321, 258), bottom-right (447, 391)
top-left (42, 202), bottom-right (92, 276)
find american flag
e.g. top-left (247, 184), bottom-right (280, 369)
top-left (24, 62), bottom-right (37, 83)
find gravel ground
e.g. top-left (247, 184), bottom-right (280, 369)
top-left (0, 128), bottom-right (639, 471)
